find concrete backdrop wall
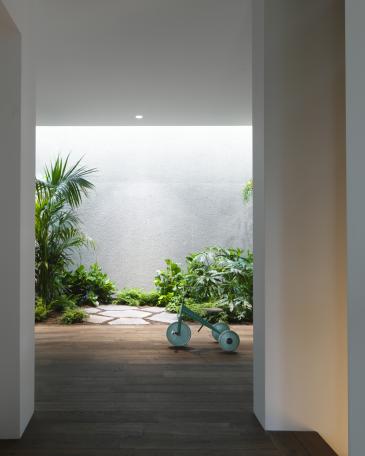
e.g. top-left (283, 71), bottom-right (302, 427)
top-left (36, 126), bottom-right (252, 290)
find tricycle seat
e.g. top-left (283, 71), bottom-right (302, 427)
top-left (204, 307), bottom-right (222, 315)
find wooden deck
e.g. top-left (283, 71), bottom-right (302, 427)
top-left (0, 324), bottom-right (337, 455)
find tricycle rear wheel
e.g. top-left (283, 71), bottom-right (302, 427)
top-left (218, 330), bottom-right (240, 352)
top-left (212, 322), bottom-right (230, 341)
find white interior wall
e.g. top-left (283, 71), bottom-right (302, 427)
top-left (36, 126), bottom-right (252, 290)
top-left (253, 1), bottom-right (347, 455)
top-left (0, 1), bottom-right (21, 438)
top-left (0, 0), bottom-right (35, 438)
top-left (345, 1), bottom-right (365, 455)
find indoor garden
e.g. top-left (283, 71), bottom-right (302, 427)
top-left (35, 156), bottom-right (253, 325)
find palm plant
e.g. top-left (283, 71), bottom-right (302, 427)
top-left (35, 156), bottom-right (96, 305)
top-left (155, 247), bottom-right (254, 322)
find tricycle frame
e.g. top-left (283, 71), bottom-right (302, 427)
top-left (176, 302), bottom-right (220, 335)
top-left (166, 302), bottom-right (240, 351)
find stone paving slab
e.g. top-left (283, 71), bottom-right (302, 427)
top-left (84, 307), bottom-right (100, 314)
top-left (142, 307), bottom-right (165, 314)
top-left (108, 317), bottom-right (150, 325)
top-left (147, 312), bottom-right (178, 324)
top-left (84, 304), bottom-right (177, 325)
top-left (100, 309), bottom-right (152, 318)
top-left (87, 314), bottom-right (114, 324)
top-left (98, 304), bottom-right (138, 311)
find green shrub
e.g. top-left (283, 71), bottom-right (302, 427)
top-left (61, 308), bottom-right (87, 325)
top-left (115, 288), bottom-right (160, 306)
top-left (82, 290), bottom-right (99, 307)
top-left (156, 292), bottom-right (174, 306)
top-left (154, 259), bottom-right (184, 305)
top-left (35, 297), bottom-right (49, 322)
top-left (154, 247), bottom-right (253, 323)
top-left (115, 288), bottom-right (143, 306)
top-left (219, 299), bottom-right (252, 323)
top-left (139, 290), bottom-right (160, 306)
top-left (63, 263), bottom-right (116, 306)
top-left (50, 295), bottom-right (76, 312)
top-left (185, 247), bottom-right (253, 321)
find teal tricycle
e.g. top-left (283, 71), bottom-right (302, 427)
top-left (166, 302), bottom-right (240, 352)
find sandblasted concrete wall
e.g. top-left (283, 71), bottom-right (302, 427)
top-left (36, 126), bottom-right (252, 289)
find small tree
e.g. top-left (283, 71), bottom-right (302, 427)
top-left (35, 155), bottom-right (96, 306)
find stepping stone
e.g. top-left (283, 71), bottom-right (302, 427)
top-left (100, 309), bottom-right (152, 318)
top-left (87, 314), bottom-right (113, 324)
top-left (98, 304), bottom-right (138, 311)
top-left (141, 307), bottom-right (165, 314)
top-left (108, 318), bottom-right (150, 325)
top-left (147, 312), bottom-right (178, 324)
top-left (84, 307), bottom-right (101, 314)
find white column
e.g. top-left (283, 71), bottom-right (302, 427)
top-left (0, 0), bottom-right (22, 438)
top-left (0, 0), bottom-right (35, 438)
top-left (345, 1), bottom-right (365, 455)
top-left (253, 1), bottom-right (347, 454)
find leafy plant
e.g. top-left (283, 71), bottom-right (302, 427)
top-left (154, 259), bottom-right (184, 305)
top-left (115, 288), bottom-right (160, 306)
top-left (187, 247), bottom-right (253, 321)
top-left (154, 247), bottom-right (253, 323)
top-left (35, 155), bottom-right (96, 306)
top-left (63, 263), bottom-right (116, 306)
top-left (61, 308), bottom-right (87, 325)
top-left (35, 297), bottom-right (49, 322)
top-left (242, 179), bottom-right (253, 203)
top-left (140, 290), bottom-right (160, 306)
top-left (115, 288), bottom-right (144, 306)
top-left (50, 295), bottom-right (76, 312)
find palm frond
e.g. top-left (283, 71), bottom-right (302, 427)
top-left (41, 155), bottom-right (97, 208)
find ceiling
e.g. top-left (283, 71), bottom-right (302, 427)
top-left (35, 0), bottom-right (252, 126)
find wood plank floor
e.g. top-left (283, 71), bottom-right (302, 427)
top-left (0, 324), bottom-right (337, 455)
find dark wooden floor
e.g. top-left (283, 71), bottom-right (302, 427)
top-left (0, 325), bottom-right (337, 455)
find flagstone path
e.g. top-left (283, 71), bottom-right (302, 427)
top-left (84, 304), bottom-right (178, 325)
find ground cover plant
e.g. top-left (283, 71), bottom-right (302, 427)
top-left (61, 308), bottom-right (87, 325)
top-left (115, 288), bottom-right (160, 306)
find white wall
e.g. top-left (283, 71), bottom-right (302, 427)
top-left (0, 0), bottom-right (21, 438)
top-left (0, 0), bottom-right (35, 438)
top-left (345, 1), bottom-right (365, 455)
top-left (36, 126), bottom-right (252, 290)
top-left (253, 1), bottom-right (347, 455)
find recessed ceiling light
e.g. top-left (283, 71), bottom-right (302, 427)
top-left (135, 115), bottom-right (143, 119)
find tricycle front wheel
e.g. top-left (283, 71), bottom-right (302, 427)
top-left (166, 321), bottom-right (191, 347)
